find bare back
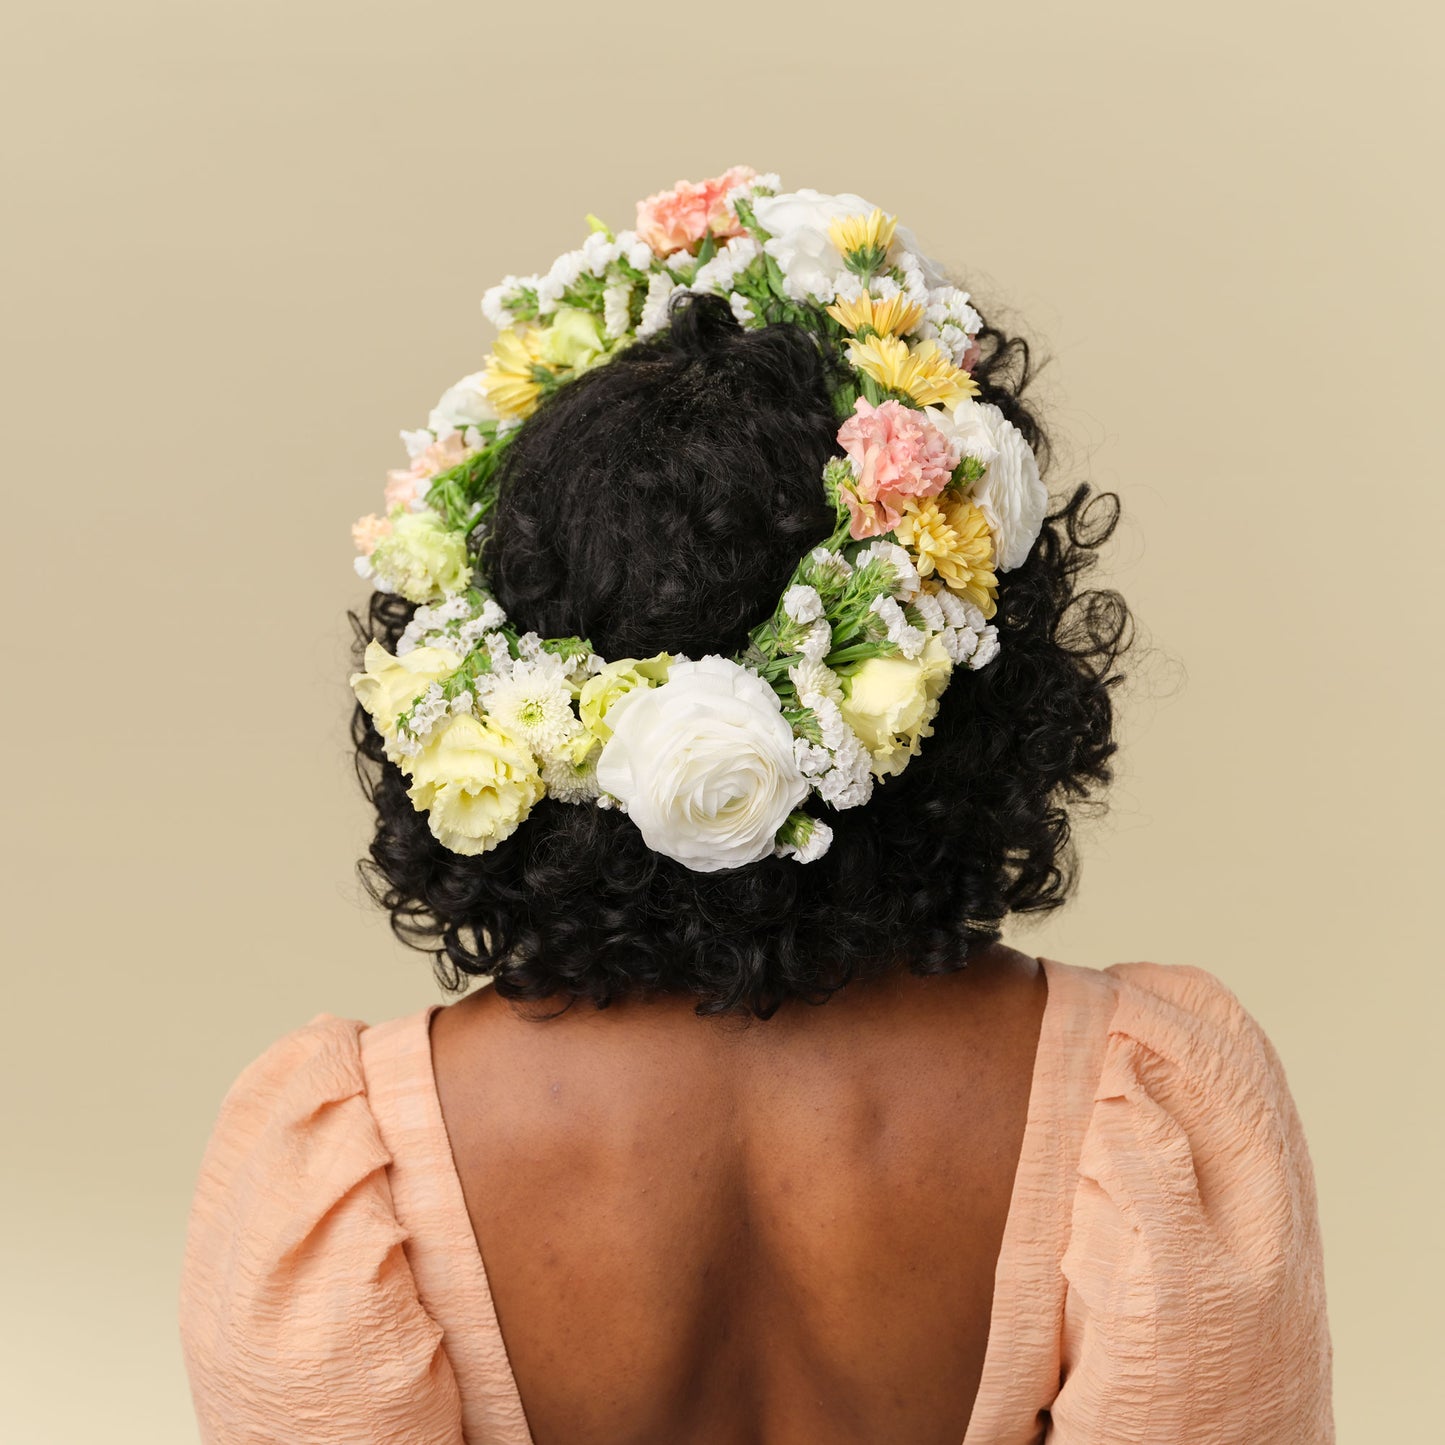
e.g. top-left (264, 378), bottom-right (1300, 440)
top-left (430, 944), bottom-right (1048, 1445)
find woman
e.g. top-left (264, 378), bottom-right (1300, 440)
top-left (179, 172), bottom-right (1334, 1443)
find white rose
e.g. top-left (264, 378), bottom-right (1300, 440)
top-left (967, 402), bottom-right (1048, 572)
top-left (428, 372), bottom-right (496, 433)
top-left (595, 656), bottom-right (807, 872)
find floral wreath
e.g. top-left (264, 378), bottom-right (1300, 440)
top-left (350, 168), bottom-right (1047, 873)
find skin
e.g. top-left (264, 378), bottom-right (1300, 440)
top-left (430, 942), bottom-right (1048, 1445)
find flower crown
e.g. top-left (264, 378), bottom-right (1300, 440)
top-left (350, 168), bottom-right (1047, 873)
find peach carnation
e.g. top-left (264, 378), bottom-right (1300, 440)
top-left (837, 397), bottom-right (961, 541)
top-left (351, 512), bottom-right (393, 556)
top-left (384, 431), bottom-right (478, 513)
top-left (635, 165), bottom-right (757, 256)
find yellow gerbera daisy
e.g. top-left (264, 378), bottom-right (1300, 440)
top-left (826, 290), bottom-right (925, 338)
top-left (847, 335), bottom-right (979, 409)
top-left (893, 495), bottom-right (998, 617)
top-left (828, 208), bottom-right (898, 265)
top-left (482, 326), bottom-right (548, 420)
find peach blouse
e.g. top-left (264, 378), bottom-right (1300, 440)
top-left (178, 958), bottom-right (1334, 1443)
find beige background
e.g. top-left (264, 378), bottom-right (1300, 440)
top-left (2, 1), bottom-right (1440, 1439)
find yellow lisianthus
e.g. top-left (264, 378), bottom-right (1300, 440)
top-left (367, 509), bottom-right (473, 604)
top-left (846, 335), bottom-right (978, 408)
top-left (893, 495), bottom-right (999, 617)
top-left (579, 652), bottom-right (673, 744)
top-left (349, 639), bottom-right (463, 763)
top-left (826, 291), bottom-right (925, 339)
top-left (482, 326), bottom-right (548, 419)
top-left (839, 633), bottom-right (953, 778)
top-left (404, 713), bottom-right (545, 855)
top-left (828, 208), bottom-right (898, 265)
top-left (539, 306), bottom-right (607, 372)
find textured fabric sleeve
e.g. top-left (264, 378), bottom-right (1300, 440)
top-left (178, 1014), bottom-right (466, 1444)
top-left (1052, 963), bottom-right (1334, 1444)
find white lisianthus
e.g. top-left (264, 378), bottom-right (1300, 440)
top-left (428, 372), bottom-right (497, 433)
top-left (595, 656), bottom-right (808, 871)
top-left (967, 402), bottom-right (1048, 571)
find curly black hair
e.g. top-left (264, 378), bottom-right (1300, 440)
top-left (351, 292), bottom-right (1132, 1017)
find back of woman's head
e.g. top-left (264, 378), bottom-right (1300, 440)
top-left (354, 291), bottom-right (1131, 1017)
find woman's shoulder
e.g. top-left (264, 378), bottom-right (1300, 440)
top-left (178, 1010), bottom-right (465, 1443)
top-left (1042, 958), bottom-right (1335, 1441)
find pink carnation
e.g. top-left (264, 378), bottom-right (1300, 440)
top-left (384, 432), bottom-right (477, 512)
top-left (836, 397), bottom-right (961, 541)
top-left (635, 165), bottom-right (757, 256)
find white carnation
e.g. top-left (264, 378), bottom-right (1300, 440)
top-left (594, 657), bottom-right (807, 872)
top-left (969, 402), bottom-right (1048, 571)
top-left (728, 292), bottom-right (754, 325)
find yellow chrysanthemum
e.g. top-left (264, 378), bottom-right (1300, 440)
top-left (826, 290), bottom-right (925, 338)
top-left (893, 495), bottom-right (998, 617)
top-left (828, 208), bottom-right (898, 262)
top-left (846, 334), bottom-right (979, 408)
top-left (482, 326), bottom-right (548, 420)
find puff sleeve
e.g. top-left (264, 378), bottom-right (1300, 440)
top-left (1053, 963), bottom-right (1334, 1444)
top-left (178, 1014), bottom-right (465, 1444)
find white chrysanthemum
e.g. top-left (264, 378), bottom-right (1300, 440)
top-left (482, 661), bottom-right (578, 754)
top-left (968, 625), bottom-right (1001, 670)
top-left (869, 594), bottom-right (926, 659)
top-left (783, 583), bottom-right (824, 625)
top-left (775, 816), bottom-right (833, 864)
top-left (540, 747), bottom-right (602, 804)
top-left (603, 280), bottom-right (633, 341)
top-left (638, 272), bottom-right (678, 338)
top-left (728, 292), bottom-right (754, 325)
